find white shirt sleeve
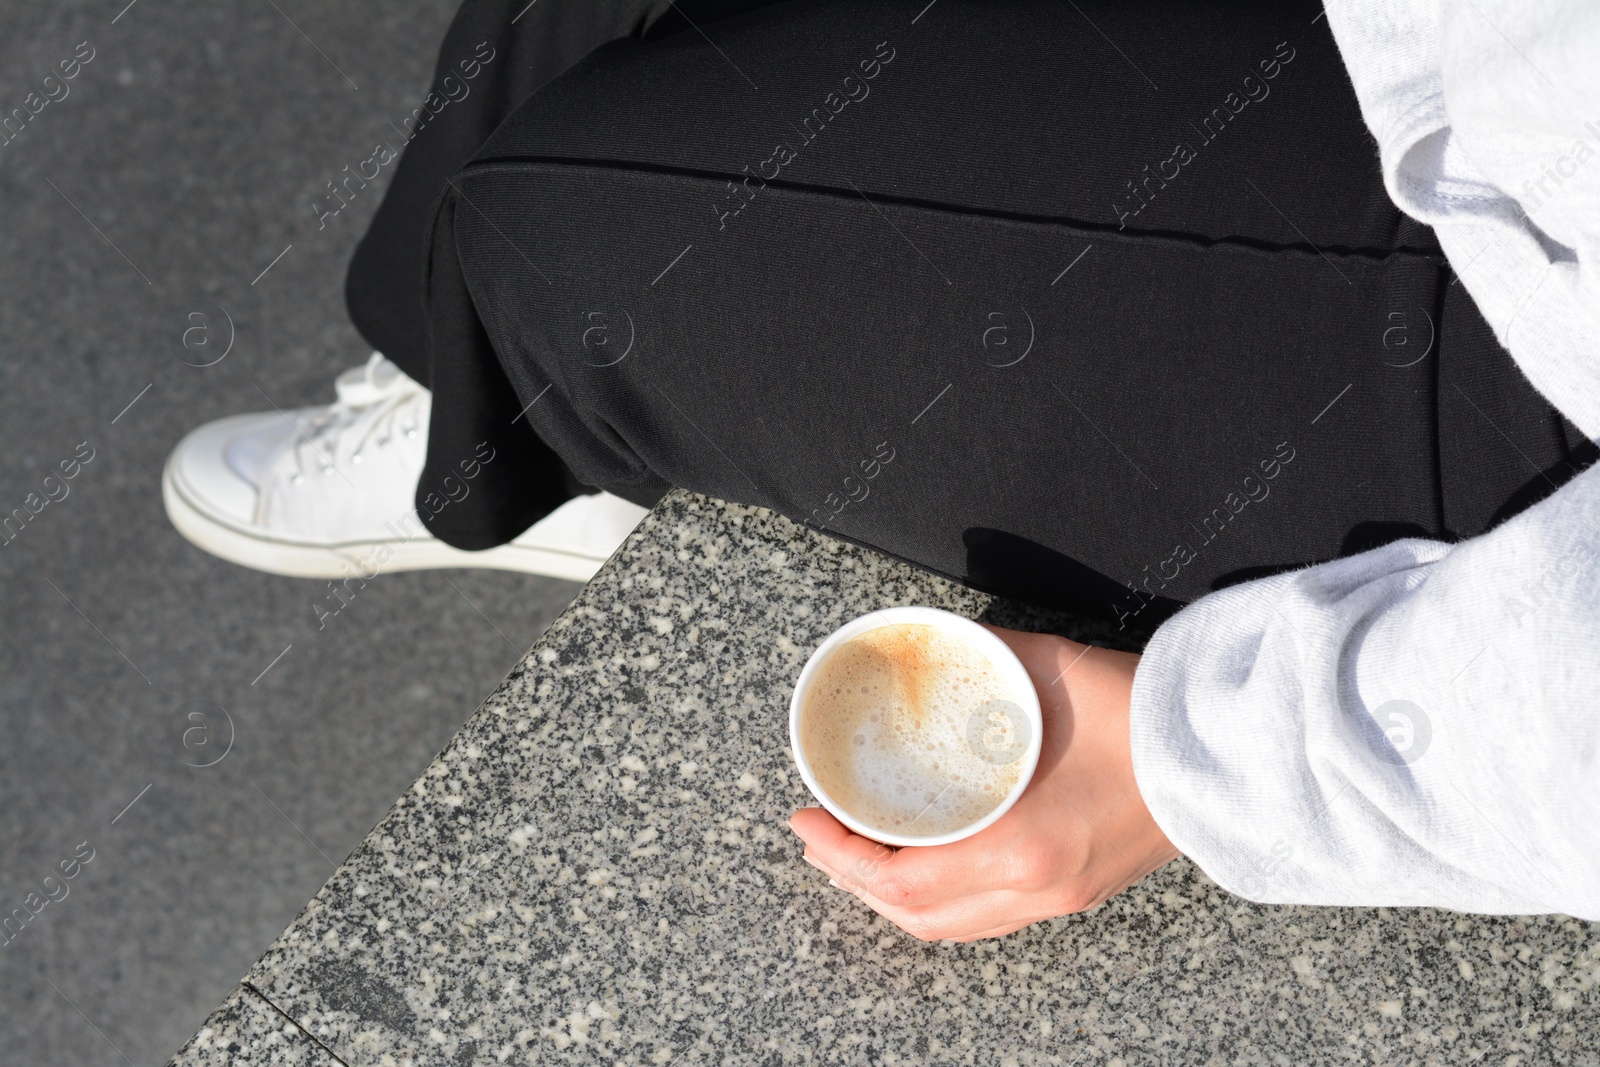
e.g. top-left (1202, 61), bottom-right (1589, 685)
top-left (1131, 460), bottom-right (1600, 917)
top-left (1127, 0), bottom-right (1600, 918)
top-left (1326, 0), bottom-right (1600, 436)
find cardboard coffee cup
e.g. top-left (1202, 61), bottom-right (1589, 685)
top-left (789, 606), bottom-right (1043, 847)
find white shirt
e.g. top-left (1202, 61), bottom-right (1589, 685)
top-left (1128, 0), bottom-right (1600, 918)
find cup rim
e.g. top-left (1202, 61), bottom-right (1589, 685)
top-left (788, 605), bottom-right (1044, 848)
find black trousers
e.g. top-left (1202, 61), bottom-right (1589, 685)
top-left (346, 0), bottom-right (1594, 631)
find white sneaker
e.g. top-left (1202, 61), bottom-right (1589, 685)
top-left (162, 353), bottom-right (649, 581)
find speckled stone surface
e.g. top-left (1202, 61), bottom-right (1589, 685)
top-left (166, 984), bottom-right (341, 1067)
top-left (172, 490), bottom-right (1600, 1067)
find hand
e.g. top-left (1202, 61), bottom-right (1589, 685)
top-left (789, 623), bottom-right (1179, 941)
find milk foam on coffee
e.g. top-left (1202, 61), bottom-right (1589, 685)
top-left (799, 622), bottom-right (1025, 837)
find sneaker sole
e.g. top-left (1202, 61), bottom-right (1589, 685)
top-left (162, 450), bottom-right (608, 582)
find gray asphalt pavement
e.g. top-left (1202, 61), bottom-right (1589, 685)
top-left (0, 4), bottom-right (587, 1064)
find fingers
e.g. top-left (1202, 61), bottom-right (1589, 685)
top-left (805, 846), bottom-right (1024, 940)
top-left (789, 808), bottom-right (1033, 908)
top-left (790, 808), bottom-right (897, 889)
top-left (805, 846), bottom-right (1060, 942)
top-left (951, 918), bottom-right (1042, 942)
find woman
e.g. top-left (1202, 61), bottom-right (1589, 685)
top-left (162, 0), bottom-right (1600, 937)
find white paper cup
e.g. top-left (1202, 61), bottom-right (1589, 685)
top-left (788, 606), bottom-right (1044, 847)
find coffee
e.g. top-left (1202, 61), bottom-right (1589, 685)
top-left (797, 622), bottom-right (1029, 838)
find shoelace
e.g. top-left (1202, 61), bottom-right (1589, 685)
top-left (287, 356), bottom-right (425, 484)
